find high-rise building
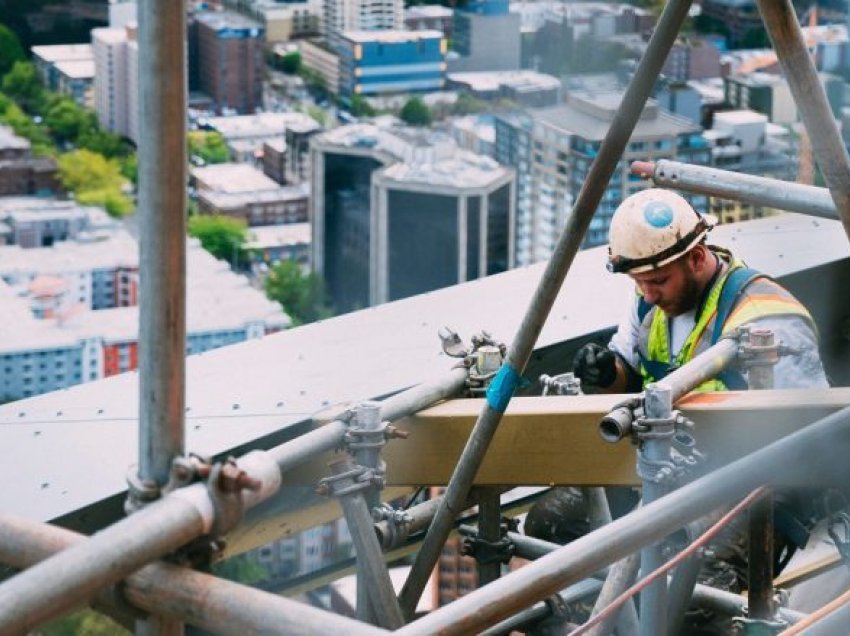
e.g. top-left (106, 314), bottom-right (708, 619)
top-left (450, 0), bottom-right (520, 73)
top-left (311, 123), bottom-right (515, 313)
top-left (194, 12), bottom-right (265, 115)
top-left (495, 92), bottom-right (711, 265)
top-left (322, 0), bottom-right (403, 43)
top-left (92, 25), bottom-right (139, 143)
top-left (336, 30), bottom-right (446, 101)
top-left (724, 72), bottom-right (844, 125)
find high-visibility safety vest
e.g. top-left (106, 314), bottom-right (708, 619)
top-left (635, 248), bottom-right (815, 392)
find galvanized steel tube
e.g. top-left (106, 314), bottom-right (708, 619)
top-left (393, 405), bottom-right (850, 635)
top-left (662, 337), bottom-right (739, 404)
top-left (398, 0), bottom-right (695, 616)
top-left (0, 515), bottom-right (388, 636)
top-left (328, 458), bottom-right (404, 629)
top-left (756, 0), bottom-right (850, 242)
top-left (631, 160), bottom-right (839, 220)
top-left (137, 0), bottom-right (187, 490)
top-left (268, 367), bottom-right (469, 474)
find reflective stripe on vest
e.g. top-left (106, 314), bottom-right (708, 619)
top-left (637, 257), bottom-right (813, 391)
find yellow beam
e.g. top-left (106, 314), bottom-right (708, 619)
top-left (375, 388), bottom-right (850, 486)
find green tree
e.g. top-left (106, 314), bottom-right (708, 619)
top-left (0, 25), bottom-right (25, 77)
top-left (0, 99), bottom-right (53, 154)
top-left (349, 94), bottom-right (376, 117)
top-left (399, 97), bottom-right (432, 126)
top-left (188, 131), bottom-right (230, 165)
top-left (280, 51), bottom-right (302, 75)
top-left (188, 214), bottom-right (248, 265)
top-left (77, 125), bottom-right (130, 159)
top-left (57, 149), bottom-right (134, 217)
top-left (264, 259), bottom-right (333, 326)
top-left (1, 61), bottom-right (45, 113)
top-left (44, 97), bottom-right (90, 143)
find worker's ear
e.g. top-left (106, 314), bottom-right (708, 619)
top-left (688, 245), bottom-right (707, 272)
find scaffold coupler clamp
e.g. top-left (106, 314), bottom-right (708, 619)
top-left (460, 520), bottom-right (516, 566)
top-left (732, 615), bottom-right (787, 635)
top-left (438, 326), bottom-right (507, 396)
top-left (599, 396), bottom-right (644, 444)
top-left (373, 504), bottom-right (411, 548)
top-left (341, 400), bottom-right (404, 492)
top-left (539, 372), bottom-right (581, 396)
top-left (316, 461), bottom-right (380, 498)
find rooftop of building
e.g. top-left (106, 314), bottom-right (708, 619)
top-left (447, 70), bottom-right (561, 93)
top-left (0, 126), bottom-right (31, 151)
top-left (92, 26), bottom-right (134, 44)
top-left (0, 198), bottom-right (116, 228)
top-left (686, 77), bottom-right (726, 104)
top-left (30, 43), bottom-right (94, 63)
top-left (192, 163), bottom-right (283, 193)
top-left (341, 29), bottom-right (443, 44)
top-left (451, 115), bottom-right (496, 144)
top-left (533, 92), bottom-right (700, 141)
top-left (52, 59), bottom-right (96, 80)
top-left (201, 112), bottom-right (321, 140)
top-left (713, 109), bottom-right (769, 126)
top-left (194, 10), bottom-right (263, 31)
top-left (198, 182), bottom-right (309, 208)
top-left (244, 222), bottom-right (310, 250)
top-left (405, 5), bottom-right (453, 19)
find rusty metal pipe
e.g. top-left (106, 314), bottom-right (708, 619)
top-left (398, 0), bottom-right (695, 616)
top-left (0, 515), bottom-right (388, 636)
top-left (0, 450), bottom-right (282, 635)
top-left (756, 0), bottom-right (850, 243)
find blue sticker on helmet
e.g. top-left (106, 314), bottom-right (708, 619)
top-left (643, 201), bottom-right (674, 228)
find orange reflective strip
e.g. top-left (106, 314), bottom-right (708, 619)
top-left (723, 295), bottom-right (811, 334)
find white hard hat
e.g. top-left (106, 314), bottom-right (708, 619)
top-left (607, 188), bottom-right (713, 274)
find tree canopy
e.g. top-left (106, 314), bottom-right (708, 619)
top-left (264, 260), bottom-right (333, 326)
top-left (2, 61), bottom-right (44, 113)
top-left (0, 25), bottom-right (25, 77)
top-left (188, 215), bottom-right (248, 264)
top-left (57, 149), bottom-right (134, 217)
top-left (399, 97), bottom-right (432, 126)
top-left (188, 131), bottom-right (230, 165)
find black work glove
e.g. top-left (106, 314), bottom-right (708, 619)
top-left (572, 343), bottom-right (618, 392)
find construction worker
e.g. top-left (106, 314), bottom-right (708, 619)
top-left (569, 188), bottom-right (828, 634)
top-left (573, 188), bottom-right (828, 394)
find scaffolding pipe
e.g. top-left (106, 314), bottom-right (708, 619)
top-left (692, 583), bottom-right (805, 626)
top-left (0, 515), bottom-right (388, 636)
top-left (483, 532), bottom-right (805, 633)
top-left (480, 579), bottom-right (603, 636)
top-left (662, 337), bottom-right (739, 404)
top-left (0, 449), bottom-right (281, 635)
top-left (477, 488), bottom-right (503, 585)
top-left (630, 160), bottom-right (839, 220)
top-left (327, 458), bottom-right (404, 629)
top-left (665, 519), bottom-right (710, 635)
top-left (586, 552), bottom-right (641, 636)
top-left (756, 0), bottom-right (850, 242)
top-left (393, 404), bottom-right (850, 636)
top-left (639, 384), bottom-right (674, 636)
top-left (398, 0), bottom-right (695, 616)
top-left (268, 367), bottom-right (469, 474)
top-left (137, 0), bottom-right (187, 491)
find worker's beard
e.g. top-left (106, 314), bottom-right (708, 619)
top-left (662, 264), bottom-right (702, 317)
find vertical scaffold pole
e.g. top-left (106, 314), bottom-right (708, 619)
top-left (137, 0), bottom-right (187, 633)
top-left (397, 0), bottom-right (695, 617)
top-left (756, 0), bottom-right (850, 243)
